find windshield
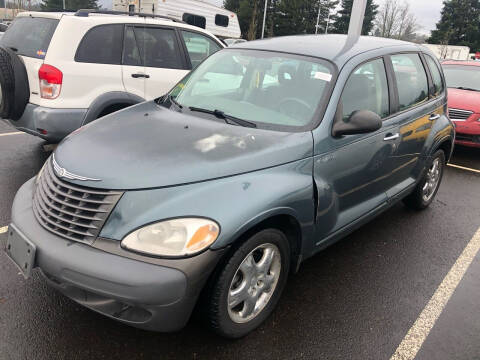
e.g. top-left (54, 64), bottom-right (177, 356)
top-left (442, 65), bottom-right (480, 91)
top-left (163, 49), bottom-right (335, 131)
top-left (0, 17), bottom-right (59, 59)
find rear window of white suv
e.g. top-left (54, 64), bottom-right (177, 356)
top-left (0, 17), bottom-right (58, 59)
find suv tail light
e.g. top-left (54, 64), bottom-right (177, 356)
top-left (39, 64), bottom-right (63, 99)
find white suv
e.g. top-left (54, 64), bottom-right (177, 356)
top-left (0, 10), bottom-right (224, 142)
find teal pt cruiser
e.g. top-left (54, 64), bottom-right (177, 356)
top-left (6, 35), bottom-right (454, 338)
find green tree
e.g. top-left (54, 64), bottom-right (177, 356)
top-left (428, 0), bottom-right (480, 51)
top-left (333, 0), bottom-right (378, 35)
top-left (225, 0), bottom-right (337, 39)
top-left (41, 0), bottom-right (98, 11)
top-left (275, 0), bottom-right (338, 37)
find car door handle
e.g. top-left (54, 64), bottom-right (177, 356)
top-left (131, 73), bottom-right (150, 79)
top-left (429, 114), bottom-right (441, 121)
top-left (383, 133), bottom-right (399, 141)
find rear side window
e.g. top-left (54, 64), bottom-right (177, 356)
top-left (182, 13), bottom-right (206, 29)
top-left (181, 31), bottom-right (221, 69)
top-left (391, 54), bottom-right (429, 111)
top-left (215, 14), bottom-right (229, 27)
top-left (425, 55), bottom-right (445, 97)
top-left (0, 17), bottom-right (58, 59)
top-left (133, 27), bottom-right (184, 69)
top-left (123, 26), bottom-right (142, 66)
top-left (75, 24), bottom-right (124, 65)
top-left (340, 58), bottom-right (390, 121)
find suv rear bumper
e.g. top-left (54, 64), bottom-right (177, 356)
top-left (7, 104), bottom-right (87, 142)
top-left (8, 178), bottom-right (225, 332)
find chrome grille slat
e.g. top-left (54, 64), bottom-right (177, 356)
top-left (48, 164), bottom-right (121, 196)
top-left (35, 195), bottom-right (98, 229)
top-left (449, 108), bottom-right (473, 121)
top-left (38, 173), bottom-right (109, 213)
top-left (33, 196), bottom-right (94, 237)
top-left (44, 165), bottom-right (115, 205)
top-left (33, 158), bottom-right (123, 244)
top-left (37, 188), bottom-right (102, 221)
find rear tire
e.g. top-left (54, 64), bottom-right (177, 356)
top-left (403, 150), bottom-right (445, 210)
top-left (0, 47), bottom-right (15, 119)
top-left (0, 46), bottom-right (30, 120)
top-left (205, 229), bottom-right (290, 338)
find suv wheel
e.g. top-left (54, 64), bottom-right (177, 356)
top-left (0, 46), bottom-right (29, 120)
top-left (206, 229), bottom-right (290, 338)
top-left (403, 149), bottom-right (445, 210)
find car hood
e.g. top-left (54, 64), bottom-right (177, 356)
top-left (54, 101), bottom-right (313, 190)
top-left (448, 88), bottom-right (480, 113)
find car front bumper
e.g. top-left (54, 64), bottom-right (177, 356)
top-left (5, 103), bottom-right (87, 142)
top-left (453, 120), bottom-right (480, 148)
top-left (7, 178), bottom-right (225, 332)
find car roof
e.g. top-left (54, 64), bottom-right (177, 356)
top-left (16, 11), bottom-right (224, 44)
top-left (231, 34), bottom-right (423, 67)
top-left (442, 60), bottom-right (480, 67)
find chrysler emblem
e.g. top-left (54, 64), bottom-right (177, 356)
top-left (52, 154), bottom-right (101, 181)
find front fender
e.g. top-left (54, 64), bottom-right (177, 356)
top-left (100, 158), bottom-right (315, 255)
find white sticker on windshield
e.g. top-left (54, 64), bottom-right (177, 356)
top-left (313, 72), bottom-right (332, 82)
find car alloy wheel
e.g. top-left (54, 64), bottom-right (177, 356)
top-left (227, 243), bottom-right (281, 324)
top-left (422, 157), bottom-right (441, 202)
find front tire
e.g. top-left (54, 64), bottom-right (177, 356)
top-left (403, 150), bottom-right (445, 210)
top-left (205, 229), bottom-right (290, 338)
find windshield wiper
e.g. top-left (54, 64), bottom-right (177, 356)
top-left (188, 107), bottom-right (257, 128)
top-left (8, 46), bottom-right (18, 52)
top-left (453, 86), bottom-right (480, 92)
top-left (167, 94), bottom-right (183, 109)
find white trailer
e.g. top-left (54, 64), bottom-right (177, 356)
top-left (423, 44), bottom-right (470, 61)
top-left (113, 0), bottom-right (241, 39)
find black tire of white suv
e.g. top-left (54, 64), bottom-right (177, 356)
top-left (0, 46), bottom-right (30, 120)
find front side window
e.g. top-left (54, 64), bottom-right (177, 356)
top-left (391, 54), bottom-right (429, 110)
top-left (133, 27), bottom-right (183, 69)
top-left (1, 17), bottom-right (58, 59)
top-left (165, 49), bottom-right (335, 131)
top-left (340, 58), bottom-right (389, 121)
top-left (442, 64), bottom-right (480, 92)
top-left (215, 14), bottom-right (229, 27)
top-left (182, 13), bottom-right (206, 29)
top-left (76, 24), bottom-right (123, 64)
top-left (181, 31), bottom-right (221, 69)
top-left (425, 55), bottom-right (444, 97)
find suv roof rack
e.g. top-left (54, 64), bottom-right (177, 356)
top-left (74, 9), bottom-right (185, 23)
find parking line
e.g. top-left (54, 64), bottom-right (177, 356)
top-left (447, 163), bottom-right (480, 174)
top-left (0, 226), bottom-right (7, 234)
top-left (0, 132), bottom-right (24, 137)
top-left (390, 227), bottom-right (480, 360)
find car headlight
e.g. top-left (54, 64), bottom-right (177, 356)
top-left (121, 218), bottom-right (220, 257)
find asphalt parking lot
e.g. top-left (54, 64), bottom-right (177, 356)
top-left (1, 121), bottom-right (479, 360)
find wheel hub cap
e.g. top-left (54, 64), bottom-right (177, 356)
top-left (227, 243), bottom-right (281, 324)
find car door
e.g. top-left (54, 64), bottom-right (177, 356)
top-left (314, 57), bottom-right (399, 240)
top-left (179, 30), bottom-right (222, 70)
top-left (137, 26), bottom-right (190, 100)
top-left (384, 53), bottom-right (444, 200)
top-left (122, 23), bottom-right (147, 100)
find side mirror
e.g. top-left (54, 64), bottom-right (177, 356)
top-left (332, 110), bottom-right (382, 137)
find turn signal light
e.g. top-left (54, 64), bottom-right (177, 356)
top-left (39, 64), bottom-right (63, 99)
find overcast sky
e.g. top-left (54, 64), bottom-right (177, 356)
top-left (101, 0), bottom-right (443, 36)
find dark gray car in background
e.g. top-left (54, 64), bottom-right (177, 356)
top-left (5, 34), bottom-right (454, 338)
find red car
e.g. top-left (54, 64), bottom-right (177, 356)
top-left (442, 60), bottom-right (480, 148)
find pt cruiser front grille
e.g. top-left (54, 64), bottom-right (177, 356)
top-left (33, 158), bottom-right (122, 243)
